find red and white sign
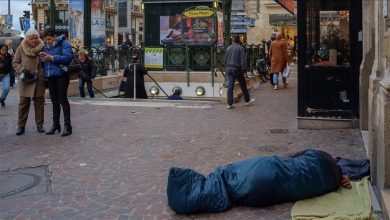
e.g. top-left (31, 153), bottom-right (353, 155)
top-left (275, 0), bottom-right (295, 15)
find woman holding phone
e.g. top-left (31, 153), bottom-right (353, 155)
top-left (41, 27), bottom-right (74, 137)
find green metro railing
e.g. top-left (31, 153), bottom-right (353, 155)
top-left (71, 43), bottom-right (268, 81)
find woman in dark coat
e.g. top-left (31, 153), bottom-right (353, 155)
top-left (68, 49), bottom-right (97, 98)
top-left (123, 56), bottom-right (148, 99)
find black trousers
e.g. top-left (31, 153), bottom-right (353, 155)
top-left (48, 75), bottom-right (71, 126)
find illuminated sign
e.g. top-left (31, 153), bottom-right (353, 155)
top-left (183, 10), bottom-right (214, 18)
top-left (275, 0), bottom-right (295, 15)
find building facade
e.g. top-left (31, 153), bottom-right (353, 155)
top-left (245, 0), bottom-right (296, 44)
top-left (117, 0), bottom-right (143, 46)
top-left (361, 0), bottom-right (390, 217)
top-left (31, 0), bottom-right (118, 47)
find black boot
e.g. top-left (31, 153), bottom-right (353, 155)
top-left (37, 125), bottom-right (45, 133)
top-left (16, 127), bottom-right (25, 136)
top-left (61, 124), bottom-right (72, 137)
top-left (46, 124), bottom-right (61, 135)
top-left (0, 99), bottom-right (5, 107)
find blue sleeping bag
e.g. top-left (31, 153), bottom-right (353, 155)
top-left (167, 149), bottom-right (340, 214)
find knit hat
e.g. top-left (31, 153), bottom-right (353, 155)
top-left (25, 29), bottom-right (39, 37)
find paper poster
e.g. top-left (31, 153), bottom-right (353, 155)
top-left (145, 47), bottom-right (164, 69)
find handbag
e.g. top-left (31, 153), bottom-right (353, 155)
top-left (118, 78), bottom-right (126, 93)
top-left (282, 66), bottom-right (291, 78)
top-left (60, 65), bottom-right (69, 75)
top-left (19, 70), bottom-right (38, 84)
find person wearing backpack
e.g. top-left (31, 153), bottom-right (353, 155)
top-left (41, 27), bottom-right (74, 137)
top-left (69, 49), bottom-right (97, 98)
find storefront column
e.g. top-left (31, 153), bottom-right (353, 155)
top-left (359, 0), bottom-right (375, 131)
top-left (369, 0), bottom-right (388, 187)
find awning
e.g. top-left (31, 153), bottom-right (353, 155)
top-left (274, 0), bottom-right (295, 15)
top-left (142, 0), bottom-right (219, 3)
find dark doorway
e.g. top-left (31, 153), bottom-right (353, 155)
top-left (297, 0), bottom-right (362, 118)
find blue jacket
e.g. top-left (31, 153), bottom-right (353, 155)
top-left (42, 35), bottom-right (74, 78)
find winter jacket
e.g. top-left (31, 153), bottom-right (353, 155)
top-left (0, 53), bottom-right (12, 76)
top-left (68, 57), bottom-right (97, 80)
top-left (42, 35), bottom-right (74, 78)
top-left (12, 38), bottom-right (46, 97)
top-left (269, 39), bottom-right (288, 73)
top-left (224, 43), bottom-right (247, 72)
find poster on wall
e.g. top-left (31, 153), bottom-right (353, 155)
top-left (144, 47), bottom-right (164, 69)
top-left (216, 11), bottom-right (224, 48)
top-left (182, 9), bottom-right (216, 45)
top-left (91, 0), bottom-right (106, 46)
top-left (160, 15), bottom-right (182, 45)
top-left (69, 0), bottom-right (84, 47)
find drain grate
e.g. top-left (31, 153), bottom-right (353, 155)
top-left (270, 129), bottom-right (289, 134)
top-left (0, 165), bottom-right (51, 199)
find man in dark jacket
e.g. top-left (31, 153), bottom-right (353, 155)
top-left (224, 35), bottom-right (255, 109)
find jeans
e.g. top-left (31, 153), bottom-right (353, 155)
top-left (10, 72), bottom-right (15, 87)
top-left (79, 78), bottom-right (95, 98)
top-left (227, 68), bottom-right (250, 106)
top-left (272, 72), bottom-right (286, 86)
top-left (48, 75), bottom-right (71, 126)
top-left (0, 73), bottom-right (10, 100)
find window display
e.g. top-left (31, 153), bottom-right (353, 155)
top-left (306, 8), bottom-right (350, 66)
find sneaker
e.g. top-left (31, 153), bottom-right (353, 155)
top-left (273, 85), bottom-right (278, 90)
top-left (227, 105), bottom-right (233, 109)
top-left (245, 98), bottom-right (255, 106)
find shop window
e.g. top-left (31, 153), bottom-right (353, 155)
top-left (305, 1), bottom-right (350, 66)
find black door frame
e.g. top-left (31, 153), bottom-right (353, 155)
top-left (297, 0), bottom-right (362, 118)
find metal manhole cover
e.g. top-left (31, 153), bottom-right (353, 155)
top-left (0, 166), bottom-right (51, 199)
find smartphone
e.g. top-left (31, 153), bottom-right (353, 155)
top-left (39, 52), bottom-right (46, 56)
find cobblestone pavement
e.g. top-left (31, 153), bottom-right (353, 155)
top-left (0, 68), bottom-right (376, 219)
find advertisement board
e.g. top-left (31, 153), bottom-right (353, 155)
top-left (182, 9), bottom-right (216, 45)
top-left (160, 15), bottom-right (182, 45)
top-left (69, 0), bottom-right (84, 46)
top-left (91, 0), bottom-right (106, 46)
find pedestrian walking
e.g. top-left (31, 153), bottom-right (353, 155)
top-left (69, 49), bottom-right (96, 98)
top-left (41, 27), bottom-right (74, 137)
top-left (4, 39), bottom-right (15, 88)
top-left (12, 29), bottom-right (46, 135)
top-left (266, 32), bottom-right (276, 86)
top-left (0, 44), bottom-right (12, 107)
top-left (123, 55), bottom-right (148, 99)
top-left (269, 32), bottom-right (289, 90)
top-left (224, 34), bottom-right (255, 109)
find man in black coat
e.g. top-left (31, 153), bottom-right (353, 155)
top-left (123, 56), bottom-right (148, 99)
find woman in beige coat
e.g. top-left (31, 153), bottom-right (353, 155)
top-left (269, 32), bottom-right (289, 90)
top-left (12, 29), bottom-right (46, 135)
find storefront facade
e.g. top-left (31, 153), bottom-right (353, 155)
top-left (297, 0), bottom-right (362, 123)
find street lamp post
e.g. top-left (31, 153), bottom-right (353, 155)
top-left (49, 0), bottom-right (56, 27)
